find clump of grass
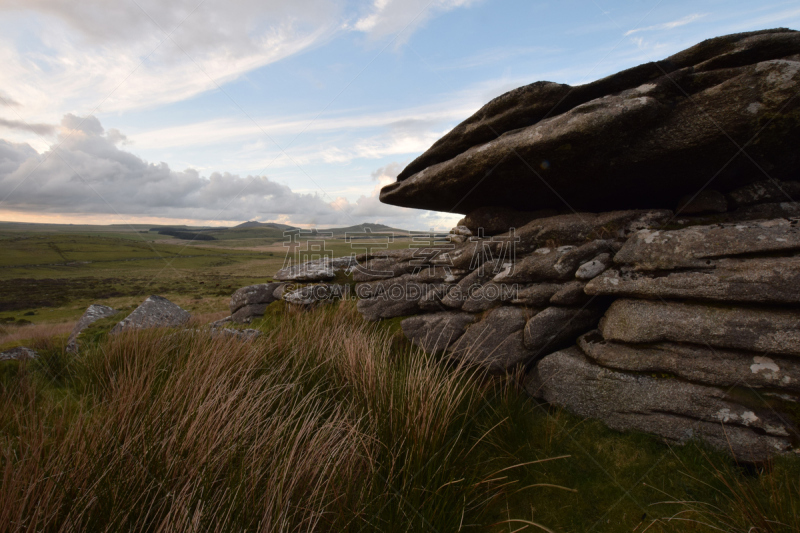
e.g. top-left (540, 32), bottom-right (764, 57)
top-left (0, 321), bottom-right (76, 351)
top-left (0, 302), bottom-right (523, 531)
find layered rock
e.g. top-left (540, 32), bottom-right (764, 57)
top-left (227, 30), bottom-right (800, 459)
top-left (381, 29), bottom-right (800, 214)
top-left (230, 282), bottom-right (284, 323)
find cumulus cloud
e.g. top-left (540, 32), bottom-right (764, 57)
top-left (0, 114), bottom-right (460, 229)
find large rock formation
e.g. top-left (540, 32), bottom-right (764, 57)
top-left (231, 30), bottom-right (800, 460)
top-left (380, 29), bottom-right (800, 215)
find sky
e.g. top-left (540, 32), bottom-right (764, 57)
top-left (0, 0), bottom-right (799, 230)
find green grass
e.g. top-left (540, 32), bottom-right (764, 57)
top-left (1, 301), bottom-right (798, 532)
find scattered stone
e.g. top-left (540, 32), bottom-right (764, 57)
top-left (600, 299), bottom-right (800, 357)
top-left (67, 304), bottom-right (118, 353)
top-left (578, 331), bottom-right (800, 392)
top-left (0, 346), bottom-right (38, 361)
top-left (586, 257), bottom-right (800, 304)
top-left (676, 190), bottom-right (728, 214)
top-left (526, 346), bottom-right (794, 461)
top-left (575, 253), bottom-right (612, 280)
top-left (402, 312), bottom-right (476, 353)
top-left (210, 316), bottom-right (233, 328)
top-left (523, 306), bottom-right (604, 356)
top-left (450, 306), bottom-right (534, 372)
top-left (614, 219), bottom-right (800, 270)
top-left (451, 225), bottom-right (473, 236)
top-left (110, 295), bottom-right (191, 334)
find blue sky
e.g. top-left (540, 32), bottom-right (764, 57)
top-left (0, 0), bottom-right (799, 229)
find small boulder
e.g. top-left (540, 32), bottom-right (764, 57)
top-left (110, 296), bottom-right (191, 334)
top-left (0, 346), bottom-right (38, 361)
top-left (275, 256), bottom-right (357, 282)
top-left (284, 284), bottom-right (348, 306)
top-left (523, 306), bottom-right (603, 355)
top-left (67, 304), bottom-right (118, 353)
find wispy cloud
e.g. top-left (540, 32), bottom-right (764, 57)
top-left (0, 118), bottom-right (55, 136)
top-left (625, 13), bottom-right (708, 36)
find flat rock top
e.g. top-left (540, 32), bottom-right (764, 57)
top-left (380, 29), bottom-right (800, 215)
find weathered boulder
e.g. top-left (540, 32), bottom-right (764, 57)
top-left (526, 346), bottom-right (794, 461)
top-left (67, 304), bottom-right (118, 353)
top-left (381, 30), bottom-right (800, 215)
top-left (586, 257), bottom-right (800, 304)
top-left (600, 299), bottom-right (800, 357)
top-left (0, 346), bottom-right (38, 361)
top-left (275, 256), bottom-right (357, 282)
top-left (578, 331), bottom-right (800, 392)
top-left (230, 282), bottom-right (283, 323)
top-left (402, 312), bottom-right (476, 353)
top-left (523, 306), bottom-right (604, 355)
top-left (614, 219), bottom-right (800, 270)
top-left (110, 296), bottom-right (191, 334)
top-left (450, 306), bottom-right (534, 372)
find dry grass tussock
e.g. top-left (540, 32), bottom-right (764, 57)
top-left (0, 303), bottom-right (514, 532)
top-left (0, 321), bottom-right (76, 349)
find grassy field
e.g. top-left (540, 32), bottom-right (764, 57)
top-left (1, 225), bottom-right (799, 531)
top-left (1, 302), bottom-right (798, 532)
top-left (0, 224), bottom-right (408, 326)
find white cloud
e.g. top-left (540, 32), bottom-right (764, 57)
top-left (351, 0), bottom-right (481, 44)
top-left (625, 13), bottom-right (708, 36)
top-left (0, 114), bottom-right (459, 229)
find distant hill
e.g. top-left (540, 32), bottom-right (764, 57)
top-left (234, 221), bottom-right (298, 231)
top-left (322, 223), bottom-right (411, 236)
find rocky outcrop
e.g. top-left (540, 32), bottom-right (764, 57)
top-left (226, 30), bottom-right (800, 459)
top-left (67, 304), bottom-right (118, 353)
top-left (111, 296), bottom-right (191, 334)
top-left (381, 29), bottom-right (800, 215)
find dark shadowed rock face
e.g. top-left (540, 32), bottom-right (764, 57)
top-left (111, 296), bottom-right (191, 333)
top-left (381, 29), bottom-right (800, 215)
